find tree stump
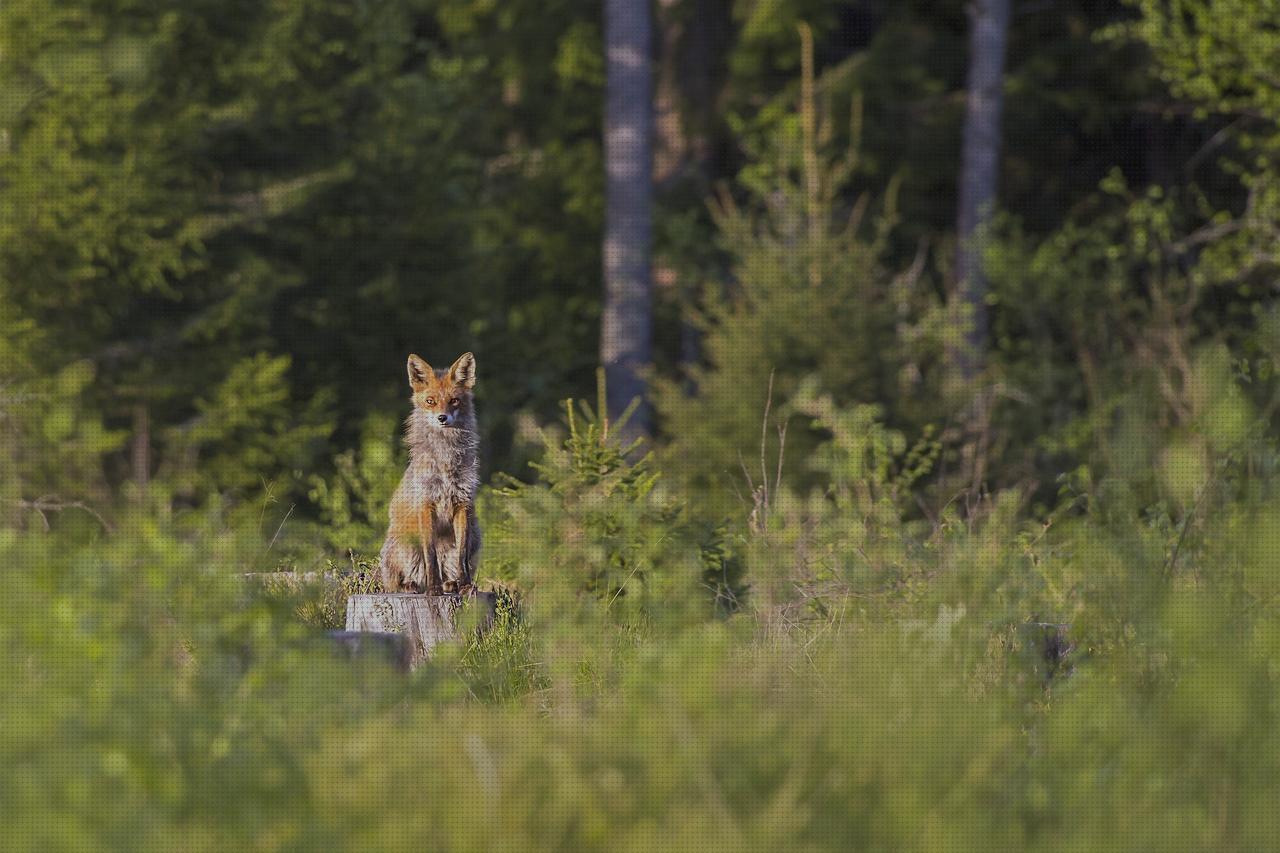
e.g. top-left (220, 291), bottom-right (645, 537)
top-left (344, 593), bottom-right (497, 670)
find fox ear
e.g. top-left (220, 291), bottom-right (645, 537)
top-left (407, 354), bottom-right (433, 390)
top-left (448, 352), bottom-right (476, 389)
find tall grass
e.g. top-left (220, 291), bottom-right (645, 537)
top-left (7, 393), bottom-right (1280, 852)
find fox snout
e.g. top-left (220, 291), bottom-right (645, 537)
top-left (419, 399), bottom-right (463, 428)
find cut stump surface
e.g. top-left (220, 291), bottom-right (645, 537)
top-left (345, 593), bottom-right (496, 670)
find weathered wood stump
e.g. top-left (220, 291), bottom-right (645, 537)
top-left (345, 593), bottom-right (497, 670)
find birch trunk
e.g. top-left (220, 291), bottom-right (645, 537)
top-left (954, 0), bottom-right (1011, 377)
top-left (602, 0), bottom-right (654, 438)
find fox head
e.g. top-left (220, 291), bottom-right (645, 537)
top-left (406, 352), bottom-right (476, 429)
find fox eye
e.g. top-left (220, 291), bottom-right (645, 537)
top-left (425, 397), bottom-right (436, 406)
top-left (449, 398), bottom-right (459, 407)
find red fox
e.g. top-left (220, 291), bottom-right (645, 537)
top-left (379, 352), bottom-right (481, 595)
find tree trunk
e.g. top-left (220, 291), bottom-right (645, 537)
top-left (954, 0), bottom-right (1011, 377)
top-left (131, 403), bottom-right (150, 502)
top-left (602, 0), bottom-right (654, 439)
top-left (345, 592), bottom-right (496, 670)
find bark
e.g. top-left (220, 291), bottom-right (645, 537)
top-left (954, 0), bottom-right (1011, 377)
top-left (345, 592), bottom-right (496, 670)
top-left (602, 0), bottom-right (654, 438)
top-left (131, 403), bottom-right (149, 501)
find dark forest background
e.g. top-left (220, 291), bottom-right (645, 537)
top-left (8, 0), bottom-right (1275, 529)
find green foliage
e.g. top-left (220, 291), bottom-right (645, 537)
top-left (273, 559), bottom-right (383, 630)
top-left (0, 0), bottom-right (610, 526)
top-left (0, 302), bottom-right (125, 529)
top-left (458, 590), bottom-right (550, 703)
top-left (654, 70), bottom-right (948, 514)
top-left (484, 383), bottom-right (742, 627)
top-left (0, 522), bottom-right (408, 852)
top-left (11, 467), bottom-right (1280, 849)
top-left (1116, 0), bottom-right (1280, 140)
top-left (172, 354), bottom-right (335, 509)
top-left (985, 163), bottom-right (1279, 510)
top-left (306, 413), bottom-right (405, 553)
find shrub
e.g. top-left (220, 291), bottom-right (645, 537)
top-left (482, 383), bottom-right (743, 630)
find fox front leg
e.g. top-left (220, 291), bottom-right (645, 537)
top-left (450, 503), bottom-right (475, 593)
top-left (379, 535), bottom-right (421, 592)
top-left (418, 502), bottom-right (444, 595)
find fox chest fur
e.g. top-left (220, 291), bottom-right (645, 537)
top-left (393, 411), bottom-right (479, 513)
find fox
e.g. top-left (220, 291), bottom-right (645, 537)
top-left (379, 351), bottom-right (481, 596)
